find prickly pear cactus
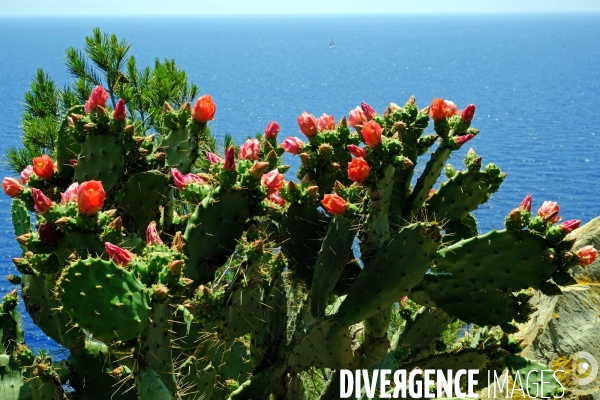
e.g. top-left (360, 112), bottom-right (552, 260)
top-left (2, 45), bottom-right (596, 400)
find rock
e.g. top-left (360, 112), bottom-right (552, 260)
top-left (479, 217), bottom-right (600, 399)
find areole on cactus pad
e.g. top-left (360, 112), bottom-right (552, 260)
top-left (0, 39), bottom-right (596, 400)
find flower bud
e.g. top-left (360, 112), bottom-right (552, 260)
top-left (299, 153), bottom-right (311, 164)
top-left (576, 245), bottom-right (597, 266)
top-left (322, 194), bottom-right (348, 216)
top-left (167, 259), bottom-right (183, 276)
top-left (461, 104), bottom-right (476, 123)
top-left (105, 242), bottom-right (134, 266)
top-left (60, 182), bottom-right (79, 204)
top-left (348, 107), bottom-right (367, 127)
top-left (223, 146), bottom-right (236, 171)
top-left (317, 113), bottom-right (335, 132)
top-left (113, 99), bottom-right (127, 121)
top-left (146, 221), bottom-right (163, 245)
top-left (20, 165), bottom-right (33, 184)
top-left (537, 201), bottom-right (561, 224)
top-left (281, 137), bottom-right (304, 155)
top-left (519, 194), bottom-right (532, 212)
top-left (559, 219), bottom-right (581, 234)
top-left (207, 152), bottom-right (223, 165)
top-left (306, 186), bottom-right (319, 197)
top-left (361, 102), bottom-right (377, 120)
top-left (192, 94), bottom-right (216, 123)
top-left (85, 85), bottom-right (109, 113)
top-left (172, 231), bottom-right (185, 253)
top-left (261, 170), bottom-right (285, 193)
top-left (264, 121), bottom-right (280, 139)
top-left (154, 284), bottom-right (169, 301)
top-left (454, 134), bottom-right (474, 147)
top-left (238, 139), bottom-right (260, 161)
top-left (32, 188), bottom-right (53, 213)
top-left (297, 112), bottom-right (318, 137)
top-left (249, 162), bottom-right (270, 179)
top-left (2, 178), bottom-right (24, 198)
top-left (347, 145), bottom-right (366, 158)
top-left (163, 101), bottom-right (175, 114)
top-left (38, 223), bottom-right (63, 244)
top-left (362, 120), bottom-right (383, 148)
top-left (269, 192), bottom-right (285, 206)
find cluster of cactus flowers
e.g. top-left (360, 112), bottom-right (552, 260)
top-left (0, 85), bottom-right (597, 400)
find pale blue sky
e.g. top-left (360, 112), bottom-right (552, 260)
top-left (2, 0), bottom-right (600, 16)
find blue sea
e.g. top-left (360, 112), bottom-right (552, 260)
top-left (0, 14), bottom-right (599, 354)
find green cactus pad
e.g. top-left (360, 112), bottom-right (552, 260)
top-left (138, 366), bottom-right (171, 400)
top-left (437, 229), bottom-right (556, 292)
top-left (336, 223), bottom-right (440, 326)
top-left (420, 273), bottom-right (520, 326)
top-left (178, 358), bottom-right (216, 400)
top-left (280, 204), bottom-right (330, 285)
top-left (403, 348), bottom-right (490, 371)
top-left (310, 216), bottom-right (355, 318)
top-left (53, 232), bottom-right (104, 268)
top-left (157, 126), bottom-right (197, 174)
top-left (11, 199), bottom-right (31, 240)
top-left (116, 171), bottom-right (170, 231)
top-left (228, 363), bottom-right (284, 400)
top-left (287, 319), bottom-right (354, 372)
top-left (74, 135), bottom-right (125, 190)
top-left (0, 309), bottom-right (23, 356)
top-left (0, 355), bottom-right (27, 400)
top-left (396, 307), bottom-right (454, 360)
top-left (22, 274), bottom-right (85, 350)
top-left (56, 106), bottom-right (83, 180)
top-left (142, 303), bottom-right (177, 395)
top-left (505, 355), bottom-right (563, 398)
top-left (444, 213), bottom-right (478, 244)
top-left (426, 167), bottom-right (504, 222)
top-left (183, 190), bottom-right (250, 280)
top-left (56, 258), bottom-right (151, 342)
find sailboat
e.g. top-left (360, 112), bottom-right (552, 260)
top-left (329, 38), bottom-right (336, 49)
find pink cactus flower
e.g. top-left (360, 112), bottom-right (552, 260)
top-left (317, 113), bottom-right (336, 132)
top-left (105, 242), bottom-right (134, 266)
top-left (207, 152), bottom-right (223, 165)
top-left (297, 111), bottom-right (318, 137)
top-left (2, 178), bottom-right (24, 198)
top-left (113, 99), bottom-right (127, 121)
top-left (519, 194), bottom-right (532, 212)
top-left (146, 221), bottom-right (164, 245)
top-left (361, 102), bottom-right (377, 120)
top-left (84, 85), bottom-right (109, 113)
top-left (223, 146), bottom-right (236, 171)
top-left (20, 165), bottom-right (33, 184)
top-left (60, 182), bottom-right (80, 204)
top-left (264, 121), bottom-right (280, 139)
top-left (537, 201), bottom-right (561, 223)
top-left (348, 106), bottom-right (367, 127)
top-left (347, 145), bottom-right (367, 158)
top-left (281, 137), bottom-right (304, 155)
top-left (269, 191), bottom-right (285, 206)
top-left (261, 170), bottom-right (285, 193)
top-left (576, 245), bottom-right (597, 266)
top-left (461, 104), bottom-right (476, 123)
top-left (238, 139), bottom-right (261, 161)
top-left (559, 219), bottom-right (581, 234)
top-left (32, 188), bottom-right (53, 213)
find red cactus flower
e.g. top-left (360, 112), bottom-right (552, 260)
top-left (171, 168), bottom-right (205, 189)
top-left (32, 188), bottom-right (53, 213)
top-left (559, 219), bottom-right (581, 234)
top-left (38, 223), bottom-right (63, 244)
top-left (281, 137), bottom-right (304, 155)
top-left (361, 102), bottom-right (377, 120)
top-left (362, 120), bottom-right (383, 148)
top-left (297, 111), bottom-right (318, 137)
top-left (261, 170), bottom-right (285, 193)
top-left (192, 94), bottom-right (216, 123)
top-left (430, 98), bottom-right (460, 122)
top-left (348, 158), bottom-right (370, 182)
top-left (85, 85), bottom-right (109, 113)
top-left (113, 98), bottom-right (127, 121)
top-left (77, 180), bottom-right (106, 216)
top-left (20, 165), bottom-right (33, 184)
top-left (348, 107), bottom-right (367, 127)
top-left (223, 146), bottom-right (236, 171)
top-left (2, 178), bottom-right (24, 198)
top-left (238, 139), bottom-right (261, 160)
top-left (537, 201), bottom-right (561, 223)
top-left (317, 113), bottom-right (335, 132)
top-left (146, 221), bottom-right (163, 245)
top-left (264, 121), bottom-right (280, 139)
top-left (455, 134), bottom-right (474, 147)
top-left (576, 245), bottom-right (597, 266)
top-left (105, 242), bottom-right (134, 266)
top-left (347, 145), bottom-right (367, 158)
top-left (461, 104), bottom-right (476, 123)
top-left (207, 152), bottom-right (223, 165)
top-left (60, 182), bottom-right (79, 204)
top-left (32, 154), bottom-right (55, 180)
top-left (519, 194), bottom-right (532, 212)
top-left (269, 191), bottom-right (286, 206)
top-left (322, 194), bottom-right (348, 216)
